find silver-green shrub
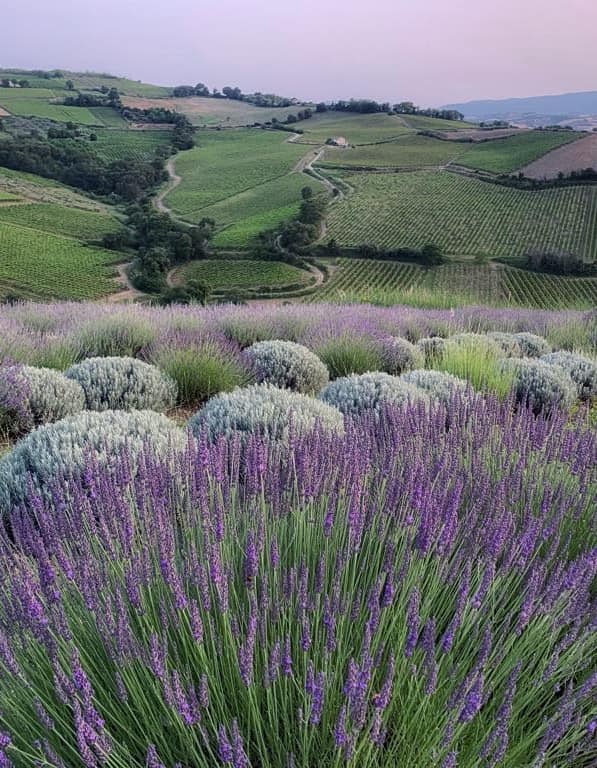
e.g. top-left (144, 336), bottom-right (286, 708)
top-left (401, 369), bottom-right (469, 404)
top-left (19, 366), bottom-right (85, 429)
top-left (540, 351), bottom-right (597, 400)
top-left (501, 358), bottom-right (576, 413)
top-left (381, 337), bottom-right (424, 375)
top-left (65, 357), bottom-right (177, 412)
top-left (0, 410), bottom-right (185, 512)
top-left (486, 332), bottom-right (523, 358)
top-left (244, 340), bottom-right (329, 394)
top-left (319, 372), bottom-right (428, 417)
top-left (415, 336), bottom-right (447, 365)
top-left (189, 384), bottom-right (344, 443)
top-left (514, 332), bottom-right (551, 358)
top-left (448, 332), bottom-right (501, 355)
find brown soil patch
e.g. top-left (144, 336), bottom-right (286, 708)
top-left (0, 107), bottom-right (10, 117)
top-left (519, 133), bottom-right (597, 178)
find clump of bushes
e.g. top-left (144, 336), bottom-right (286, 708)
top-left (0, 410), bottom-right (184, 512)
top-left (9, 366), bottom-right (85, 434)
top-left (142, 331), bottom-right (251, 406)
top-left (189, 384), bottom-right (344, 443)
top-left (415, 336), bottom-right (447, 365)
top-left (380, 337), bottom-right (424, 375)
top-left (244, 340), bottom-right (329, 394)
top-left (65, 357), bottom-right (177, 412)
top-left (486, 331), bottom-right (523, 357)
top-left (540, 351), bottom-right (597, 400)
top-left (501, 358), bottom-right (576, 414)
top-left (401, 369), bottom-right (469, 404)
top-left (319, 372), bottom-right (427, 417)
top-left (514, 332), bottom-right (551, 358)
top-left (73, 315), bottom-right (156, 359)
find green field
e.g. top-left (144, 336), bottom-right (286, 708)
top-left (88, 107), bottom-right (129, 128)
top-left (0, 202), bottom-right (122, 240)
top-left (457, 131), bottom-right (581, 174)
top-left (0, 191), bottom-right (19, 201)
top-left (401, 114), bottom-right (476, 131)
top-left (88, 128), bottom-right (172, 162)
top-left (174, 259), bottom-right (313, 291)
top-left (312, 259), bottom-right (597, 309)
top-left (319, 134), bottom-right (467, 169)
top-left (0, 222), bottom-right (118, 299)
top-left (0, 89), bottom-right (100, 125)
top-left (326, 170), bottom-right (597, 261)
top-left (0, 168), bottom-right (109, 211)
top-left (0, 71), bottom-right (171, 98)
top-left (294, 112), bottom-right (414, 145)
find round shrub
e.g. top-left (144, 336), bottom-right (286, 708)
top-left (0, 410), bottom-right (185, 512)
top-left (401, 369), bottom-right (469, 404)
top-left (16, 366), bottom-right (85, 432)
top-left (415, 336), bottom-right (447, 365)
top-left (514, 332), bottom-right (551, 358)
top-left (501, 358), bottom-right (576, 414)
top-left (381, 337), bottom-right (424, 375)
top-left (65, 357), bottom-right (177, 412)
top-left (189, 384), bottom-right (344, 443)
top-left (245, 340), bottom-right (329, 394)
top-left (540, 351), bottom-right (597, 400)
top-left (319, 372), bottom-right (428, 417)
top-left (486, 331), bottom-right (522, 358)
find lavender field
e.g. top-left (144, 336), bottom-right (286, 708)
top-left (0, 301), bottom-right (596, 768)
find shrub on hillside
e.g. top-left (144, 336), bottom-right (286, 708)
top-left (415, 336), bottom-right (448, 365)
top-left (189, 384), bottom-right (344, 443)
top-left (401, 369), bottom-right (469, 404)
top-left (540, 351), bottom-right (597, 400)
top-left (65, 357), bottom-right (177, 412)
top-left (73, 315), bottom-right (156, 358)
top-left (0, 410), bottom-right (184, 512)
top-left (142, 331), bottom-right (251, 407)
top-left (380, 337), bottom-right (424, 375)
top-left (245, 340), bottom-right (329, 394)
top-left (12, 366), bottom-right (85, 433)
top-left (502, 358), bottom-right (576, 414)
top-left (514, 332), bottom-right (551, 358)
top-left (319, 372), bottom-right (427, 417)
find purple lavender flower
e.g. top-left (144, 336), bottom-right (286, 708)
top-left (404, 588), bottom-right (420, 658)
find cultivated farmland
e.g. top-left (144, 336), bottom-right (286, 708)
top-left (319, 135), bottom-right (467, 169)
top-left (0, 88), bottom-right (99, 125)
top-left (456, 130), bottom-right (581, 174)
top-left (0, 202), bottom-right (122, 240)
top-left (400, 114), bottom-right (476, 131)
top-left (325, 170), bottom-right (597, 261)
top-left (173, 259), bottom-right (313, 291)
top-left (87, 128), bottom-right (173, 162)
top-left (293, 112), bottom-right (414, 145)
top-left (314, 259), bottom-right (424, 300)
top-left (519, 132), bottom-right (597, 178)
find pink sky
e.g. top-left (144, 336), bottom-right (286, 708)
top-left (3, 0), bottom-right (596, 105)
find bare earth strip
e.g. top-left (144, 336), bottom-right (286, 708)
top-left (519, 133), bottom-right (597, 178)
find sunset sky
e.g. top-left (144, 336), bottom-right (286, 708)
top-left (3, 0), bottom-right (595, 106)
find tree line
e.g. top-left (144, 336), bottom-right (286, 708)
top-left (172, 82), bottom-right (297, 108)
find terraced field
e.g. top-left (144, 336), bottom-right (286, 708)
top-left (319, 135), bottom-right (467, 169)
top-left (173, 259), bottom-right (313, 291)
top-left (457, 131), bottom-right (581, 174)
top-left (0, 223), bottom-right (118, 299)
top-left (326, 170), bottom-right (597, 261)
top-left (88, 128), bottom-right (173, 162)
top-left (293, 112), bottom-right (414, 145)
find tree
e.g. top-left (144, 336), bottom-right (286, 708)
top-left (194, 83), bottom-right (210, 97)
top-left (420, 243), bottom-right (445, 266)
top-left (65, 80), bottom-right (75, 91)
top-left (301, 186), bottom-right (314, 200)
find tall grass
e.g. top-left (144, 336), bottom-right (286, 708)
top-left (431, 337), bottom-right (516, 398)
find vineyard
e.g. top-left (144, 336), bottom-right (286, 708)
top-left (173, 259), bottom-right (313, 291)
top-left (164, 130), bottom-right (309, 219)
top-left (88, 129), bottom-right (173, 162)
top-left (294, 112), bottom-right (414, 145)
top-left (319, 135), bottom-right (467, 169)
top-left (457, 130), bottom-right (581, 174)
top-left (0, 202), bottom-right (122, 240)
top-left (0, 89), bottom-right (99, 125)
top-left (400, 114), bottom-right (476, 131)
top-left (0, 222), bottom-right (118, 299)
top-left (88, 107), bottom-right (129, 128)
top-left (325, 170), bottom-right (597, 261)
top-left (310, 259), bottom-right (597, 309)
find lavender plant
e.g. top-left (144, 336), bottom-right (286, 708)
top-left (540, 351), bottom-right (597, 401)
top-left (320, 372), bottom-right (428, 417)
top-left (244, 341), bottom-right (329, 395)
top-left (486, 332), bottom-right (523, 358)
top-left (0, 360), bottom-right (31, 437)
top-left (514, 332), bottom-right (551, 358)
top-left (189, 384), bottom-right (344, 443)
top-left (0, 398), bottom-right (594, 767)
top-left (415, 336), bottom-right (448, 365)
top-left (501, 358), bottom-right (577, 414)
top-left (15, 366), bottom-right (85, 430)
top-left (401, 369), bottom-right (470, 404)
top-left (380, 337), bottom-right (424, 375)
top-left (65, 357), bottom-right (177, 412)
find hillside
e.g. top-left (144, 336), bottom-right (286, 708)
top-left (443, 90), bottom-right (597, 125)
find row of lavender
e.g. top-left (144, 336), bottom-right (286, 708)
top-left (0, 395), bottom-right (596, 767)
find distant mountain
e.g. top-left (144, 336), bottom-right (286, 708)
top-left (442, 91), bottom-right (597, 126)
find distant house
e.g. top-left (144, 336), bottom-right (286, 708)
top-left (325, 136), bottom-right (348, 147)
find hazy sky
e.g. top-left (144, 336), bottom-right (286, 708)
top-left (3, 0), bottom-right (596, 105)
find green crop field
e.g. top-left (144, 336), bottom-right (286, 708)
top-left (0, 88), bottom-right (100, 125)
top-left (174, 259), bottom-right (313, 291)
top-left (319, 134), bottom-right (467, 169)
top-left (457, 131), bottom-right (581, 174)
top-left (0, 202), bottom-right (122, 240)
top-left (314, 259), bottom-right (424, 300)
top-left (294, 112), bottom-right (414, 145)
top-left (0, 222), bottom-right (118, 299)
top-left (88, 107), bottom-right (129, 128)
top-left (0, 71), bottom-right (172, 98)
top-left (87, 128), bottom-right (173, 162)
top-left (501, 267), bottom-right (597, 309)
top-left (325, 170), bottom-right (597, 261)
top-left (400, 114), bottom-right (476, 131)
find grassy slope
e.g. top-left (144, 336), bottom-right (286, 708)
top-left (401, 114), bottom-right (477, 131)
top-left (325, 170), bottom-right (597, 261)
top-left (457, 131), bottom-right (582, 174)
top-left (295, 112), bottom-right (414, 145)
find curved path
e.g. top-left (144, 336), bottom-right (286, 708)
top-left (104, 262), bottom-right (144, 303)
top-left (155, 156), bottom-right (182, 217)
